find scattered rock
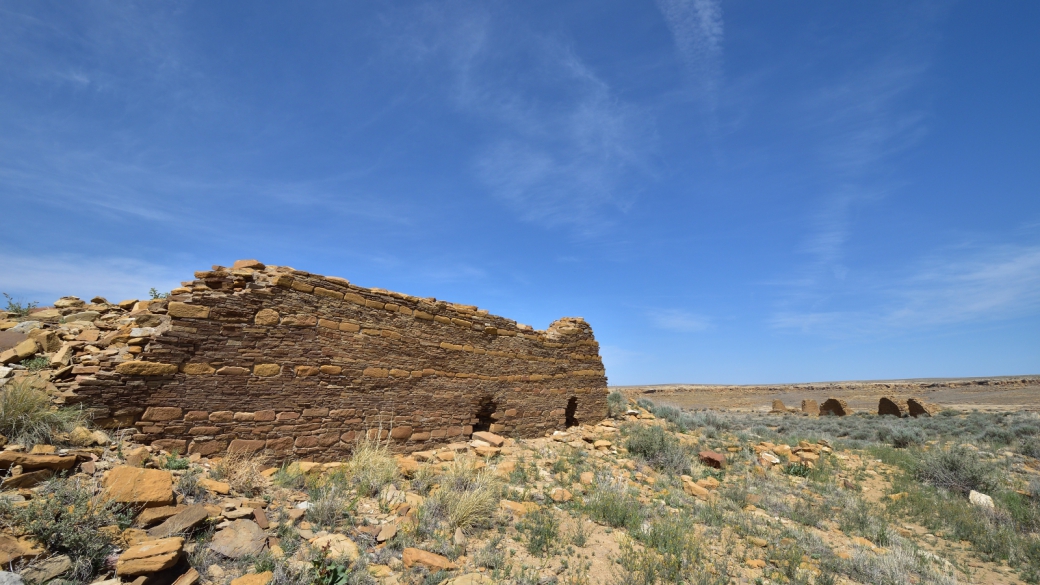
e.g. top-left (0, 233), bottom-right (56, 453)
top-left (116, 537), bottom-right (184, 576)
top-left (230, 571), bottom-right (273, 585)
top-left (19, 554), bottom-right (72, 583)
top-left (308, 534), bottom-right (359, 562)
top-left (0, 452), bottom-right (76, 472)
top-left (0, 571), bottom-right (23, 585)
top-left (103, 467), bottom-right (174, 507)
top-left (472, 431), bottom-right (506, 447)
top-left (402, 547), bottom-right (457, 571)
top-left (969, 490), bottom-right (994, 509)
top-left (209, 520), bottom-right (267, 559)
top-left (0, 535), bottom-right (44, 566)
top-left (148, 504), bottom-right (211, 539)
top-left (699, 451), bottom-right (726, 469)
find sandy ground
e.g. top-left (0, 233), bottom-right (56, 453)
top-left (616, 375), bottom-right (1040, 413)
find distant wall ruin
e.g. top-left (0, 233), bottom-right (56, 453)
top-left (69, 261), bottom-right (609, 461)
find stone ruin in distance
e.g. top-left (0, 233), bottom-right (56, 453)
top-left (69, 260), bottom-right (609, 461)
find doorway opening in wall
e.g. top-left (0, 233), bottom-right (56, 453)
top-left (473, 395), bottom-right (497, 433)
top-left (565, 396), bottom-right (578, 427)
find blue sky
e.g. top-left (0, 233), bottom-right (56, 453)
top-left (1, 1), bottom-right (1038, 385)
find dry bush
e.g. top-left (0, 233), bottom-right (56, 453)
top-left (345, 438), bottom-right (398, 497)
top-left (0, 379), bottom-right (85, 447)
top-left (211, 448), bottom-right (267, 496)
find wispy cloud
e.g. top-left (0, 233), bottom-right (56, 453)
top-left (772, 243), bottom-right (1040, 337)
top-left (0, 252), bottom-right (188, 305)
top-left (396, 3), bottom-right (656, 234)
top-left (648, 308), bottom-right (712, 332)
top-left (656, 0), bottom-right (723, 110)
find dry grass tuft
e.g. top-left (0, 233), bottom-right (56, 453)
top-left (0, 379), bottom-right (85, 447)
top-left (211, 448), bottom-right (268, 496)
top-left (345, 438), bottom-right (399, 497)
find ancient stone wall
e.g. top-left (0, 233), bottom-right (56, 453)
top-left (68, 260), bottom-right (608, 461)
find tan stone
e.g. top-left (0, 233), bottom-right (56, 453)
top-left (217, 366), bottom-right (250, 375)
top-left (0, 535), bottom-right (44, 565)
top-left (104, 467), bottom-right (175, 507)
top-left (472, 431), bottom-right (505, 447)
top-left (295, 365), bottom-right (320, 377)
top-left (0, 451), bottom-right (77, 471)
top-left (116, 361), bottom-right (178, 376)
top-left (199, 478), bottom-right (231, 494)
top-left (308, 534), bottom-right (360, 562)
top-left (232, 259), bottom-right (265, 270)
top-left (319, 365), bottom-right (342, 375)
top-left (339, 322), bottom-right (360, 332)
top-left (116, 537), bottom-right (184, 576)
top-left (363, 367), bottom-right (389, 378)
top-left (551, 488), bottom-right (573, 502)
top-left (253, 363), bottom-right (281, 377)
top-left (167, 302), bottom-right (211, 319)
top-left (231, 571), bottom-right (273, 585)
top-left (402, 547), bottom-right (457, 571)
top-left (209, 520), bottom-right (267, 559)
top-left (142, 407), bottom-right (183, 422)
top-left (183, 362), bottom-right (216, 375)
top-left (254, 309), bottom-right (280, 326)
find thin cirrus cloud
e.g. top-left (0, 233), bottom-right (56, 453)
top-left (397, 3), bottom-right (657, 234)
top-left (648, 309), bottom-right (712, 333)
top-left (655, 0), bottom-right (724, 109)
top-left (771, 243), bottom-right (1040, 337)
top-left (0, 252), bottom-right (187, 305)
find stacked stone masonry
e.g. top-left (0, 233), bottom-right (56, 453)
top-left (68, 260), bottom-right (609, 461)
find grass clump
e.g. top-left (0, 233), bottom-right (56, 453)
top-left (210, 448), bottom-right (267, 496)
top-left (518, 507), bottom-right (559, 556)
top-left (420, 456), bottom-right (502, 533)
top-left (582, 477), bottom-right (643, 530)
top-left (0, 380), bottom-right (85, 447)
top-left (0, 477), bottom-right (132, 582)
top-left (623, 424), bottom-right (691, 475)
top-left (607, 390), bottom-right (627, 418)
top-left (344, 438), bottom-right (398, 497)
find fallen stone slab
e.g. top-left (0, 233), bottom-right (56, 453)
top-left (0, 452), bottom-right (77, 472)
top-left (103, 467), bottom-right (174, 508)
top-left (1, 469), bottom-right (53, 489)
top-left (148, 504), bottom-right (211, 539)
top-left (19, 554), bottom-right (72, 584)
top-left (0, 535), bottom-right (43, 567)
top-left (402, 547), bottom-right (457, 571)
top-left (208, 520), bottom-right (267, 559)
top-left (699, 450), bottom-right (726, 469)
top-left (308, 534), bottom-right (359, 562)
top-left (116, 537), bottom-right (184, 576)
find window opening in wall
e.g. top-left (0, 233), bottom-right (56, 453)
top-left (473, 395), bottom-right (497, 432)
top-left (565, 396), bottom-right (578, 427)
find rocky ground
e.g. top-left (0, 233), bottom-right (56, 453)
top-left (2, 382), bottom-right (1040, 585)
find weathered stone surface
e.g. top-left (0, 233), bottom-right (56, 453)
top-left (0, 452), bottom-right (76, 471)
top-left (0, 469), bottom-right (52, 489)
top-left (820, 398), bottom-right (850, 416)
top-left (136, 505), bottom-right (187, 527)
top-left (443, 575), bottom-right (493, 585)
top-left (0, 339), bottom-right (37, 365)
top-left (907, 398), bottom-right (940, 417)
top-left (471, 431), bottom-right (505, 447)
top-left (167, 302), bottom-right (210, 319)
top-left (67, 262), bottom-right (608, 462)
top-left (116, 537), bottom-right (184, 576)
top-left (19, 554), bottom-right (72, 583)
top-left (115, 361), bottom-right (178, 376)
top-left (800, 399), bottom-right (819, 416)
top-left (402, 547), bottom-right (457, 571)
top-left (148, 504), bottom-right (211, 538)
top-left (699, 450), bottom-right (726, 469)
top-left (878, 397), bottom-right (908, 417)
top-left (143, 407), bottom-right (184, 422)
top-left (231, 571), bottom-right (273, 585)
top-left (0, 535), bottom-right (43, 566)
top-left (308, 534), bottom-right (359, 562)
top-left (208, 520), bottom-right (267, 559)
top-left (103, 467), bottom-right (175, 507)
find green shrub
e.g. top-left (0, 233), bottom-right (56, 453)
top-left (518, 507), bottom-right (559, 556)
top-left (0, 478), bottom-right (132, 582)
top-left (2, 292), bottom-right (38, 316)
top-left (583, 480), bottom-right (643, 529)
top-left (623, 424), bottom-right (691, 475)
top-left (635, 515), bottom-right (704, 582)
top-left (607, 390), bottom-right (627, 417)
top-left (0, 380), bottom-right (85, 447)
top-left (344, 439), bottom-right (399, 497)
top-left (310, 542), bottom-right (374, 585)
top-left (915, 446), bottom-right (1000, 496)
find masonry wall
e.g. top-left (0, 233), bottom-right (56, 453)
top-left (69, 261), bottom-right (609, 461)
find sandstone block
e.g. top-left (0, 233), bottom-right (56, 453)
top-left (116, 536), bottom-right (184, 576)
top-left (389, 426), bottom-right (413, 440)
top-left (231, 571), bottom-right (273, 585)
top-left (104, 467), bottom-right (174, 507)
top-left (0, 452), bottom-right (76, 471)
top-left (217, 366), bottom-right (250, 376)
top-left (295, 366), bottom-right (320, 377)
top-left (314, 287), bottom-right (344, 300)
top-left (253, 364), bottom-right (281, 377)
top-left (291, 281), bottom-right (315, 293)
top-left (308, 534), bottom-right (359, 562)
top-left (115, 361), bottom-right (178, 376)
top-left (339, 322), bottom-right (360, 332)
top-left (254, 309), bottom-right (280, 326)
top-left (142, 407), bottom-right (183, 422)
top-left (228, 439), bottom-right (266, 454)
top-left (363, 367), bottom-right (389, 378)
top-left (152, 439), bottom-right (188, 454)
top-left (183, 363), bottom-right (216, 375)
top-left (167, 302), bottom-right (211, 319)
top-left (232, 259), bottom-right (265, 270)
top-left (188, 440), bottom-right (227, 457)
top-left (402, 548), bottom-right (457, 571)
top-left (209, 520), bottom-right (267, 559)
top-left (319, 365), bottom-right (342, 375)
top-left (254, 410), bottom-right (276, 421)
top-left (185, 411), bottom-right (210, 422)
top-left (209, 411), bottom-right (235, 423)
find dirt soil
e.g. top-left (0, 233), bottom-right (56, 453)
top-left (617, 375), bottom-right (1040, 413)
